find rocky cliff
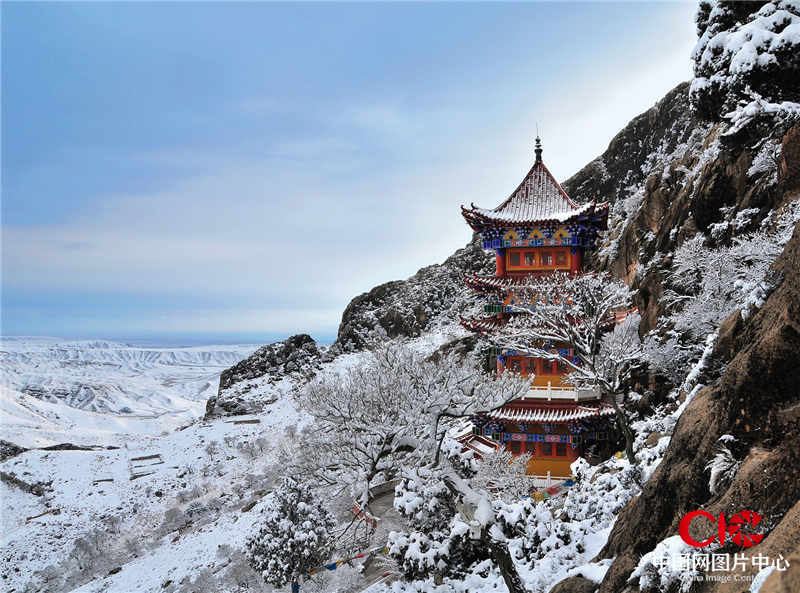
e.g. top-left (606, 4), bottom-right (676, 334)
top-left (557, 80), bottom-right (800, 592)
top-left (599, 215), bottom-right (800, 593)
top-left (592, 123), bottom-right (800, 592)
top-left (333, 234), bottom-right (493, 350)
top-left (209, 334), bottom-right (326, 417)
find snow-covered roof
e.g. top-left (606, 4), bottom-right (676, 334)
top-left (463, 273), bottom-right (535, 293)
top-left (461, 146), bottom-right (608, 229)
top-left (455, 433), bottom-right (503, 458)
top-left (485, 402), bottom-right (615, 423)
top-left (460, 315), bottom-right (505, 333)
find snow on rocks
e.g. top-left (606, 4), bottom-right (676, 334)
top-left (565, 558), bottom-right (614, 584)
top-left (628, 535), bottom-right (701, 593)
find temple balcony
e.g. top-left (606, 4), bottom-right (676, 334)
top-left (520, 382), bottom-right (601, 402)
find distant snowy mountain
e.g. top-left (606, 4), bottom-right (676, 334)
top-left (0, 338), bottom-right (258, 445)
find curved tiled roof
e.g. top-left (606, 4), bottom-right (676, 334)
top-left (461, 154), bottom-right (608, 230)
top-left (485, 402), bottom-right (615, 423)
top-left (463, 273), bottom-right (532, 292)
top-left (460, 315), bottom-right (505, 333)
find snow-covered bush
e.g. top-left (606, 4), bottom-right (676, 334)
top-left (492, 456), bottom-right (641, 593)
top-left (706, 435), bottom-right (743, 495)
top-left (246, 477), bottom-right (336, 590)
top-left (389, 466), bottom-right (490, 580)
top-left (650, 202), bottom-right (799, 381)
top-left (691, 1), bottom-right (800, 120)
top-left (394, 468), bottom-right (461, 534)
top-left (387, 519), bottom-right (488, 581)
top-left (471, 448), bottom-right (534, 503)
top-left (629, 535), bottom-right (701, 593)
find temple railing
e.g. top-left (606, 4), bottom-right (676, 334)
top-left (527, 472), bottom-right (572, 489)
top-left (521, 382), bottom-right (600, 401)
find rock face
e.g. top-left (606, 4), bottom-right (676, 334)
top-left (564, 82), bottom-right (788, 334)
top-left (334, 234), bottom-right (493, 350)
top-left (598, 217), bottom-right (800, 593)
top-left (209, 334), bottom-right (323, 417)
top-left (549, 575), bottom-right (599, 593)
top-left (218, 334), bottom-right (320, 394)
top-left (559, 92), bottom-right (800, 590)
top-left (555, 81), bottom-right (800, 591)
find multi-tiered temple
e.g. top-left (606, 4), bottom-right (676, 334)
top-left (459, 138), bottom-right (615, 482)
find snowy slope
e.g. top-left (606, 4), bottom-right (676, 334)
top-left (1, 338), bottom-right (258, 444)
top-left (1, 396), bottom-right (307, 593)
top-left (0, 334), bottom-right (457, 593)
top-left (0, 385), bottom-right (206, 448)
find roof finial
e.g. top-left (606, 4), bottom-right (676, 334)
top-left (534, 134), bottom-right (543, 164)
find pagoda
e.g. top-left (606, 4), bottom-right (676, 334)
top-left (459, 137), bottom-right (615, 483)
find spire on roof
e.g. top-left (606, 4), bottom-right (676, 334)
top-left (459, 132), bottom-right (610, 231)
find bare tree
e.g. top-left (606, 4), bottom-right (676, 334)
top-left (294, 343), bottom-right (533, 593)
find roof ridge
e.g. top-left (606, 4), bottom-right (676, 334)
top-left (491, 160), bottom-right (580, 214)
top-left (538, 161), bottom-right (580, 210)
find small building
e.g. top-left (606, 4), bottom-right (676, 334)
top-left (458, 138), bottom-right (615, 483)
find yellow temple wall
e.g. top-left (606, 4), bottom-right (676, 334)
top-left (527, 457), bottom-right (574, 477)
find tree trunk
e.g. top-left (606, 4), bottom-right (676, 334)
top-left (610, 394), bottom-right (637, 465)
top-left (489, 539), bottom-right (529, 593)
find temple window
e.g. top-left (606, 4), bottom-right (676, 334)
top-left (509, 441), bottom-right (521, 454)
top-left (525, 442), bottom-right (536, 455)
top-left (524, 252), bottom-right (536, 266)
top-left (542, 443), bottom-right (553, 456)
top-left (539, 358), bottom-right (557, 375)
top-left (556, 443), bottom-right (567, 457)
top-left (510, 358), bottom-right (522, 373)
top-left (509, 252), bottom-right (521, 266)
top-left (522, 358), bottom-right (534, 375)
top-left (555, 251), bottom-right (568, 266)
top-left (541, 252), bottom-right (553, 266)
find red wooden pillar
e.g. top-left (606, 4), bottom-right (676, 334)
top-left (495, 249), bottom-right (506, 276)
top-left (569, 248), bottom-right (583, 275)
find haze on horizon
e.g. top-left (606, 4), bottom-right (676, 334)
top-left (2, 2), bottom-right (697, 343)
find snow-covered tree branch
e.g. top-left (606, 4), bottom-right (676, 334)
top-left (294, 344), bottom-right (530, 507)
top-left (493, 272), bottom-right (642, 464)
top-left (246, 477), bottom-right (336, 592)
top-left (293, 343), bottom-right (534, 592)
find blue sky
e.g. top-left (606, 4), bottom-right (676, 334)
top-left (2, 1), bottom-right (698, 343)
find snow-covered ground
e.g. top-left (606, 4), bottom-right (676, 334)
top-left (1, 337), bottom-right (259, 445)
top-left (0, 327), bottom-right (691, 593)
top-left (1, 397), bottom-right (306, 593)
top-left (0, 334), bottom-right (461, 593)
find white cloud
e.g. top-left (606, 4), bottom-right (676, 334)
top-left (4, 3), bottom-right (700, 337)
